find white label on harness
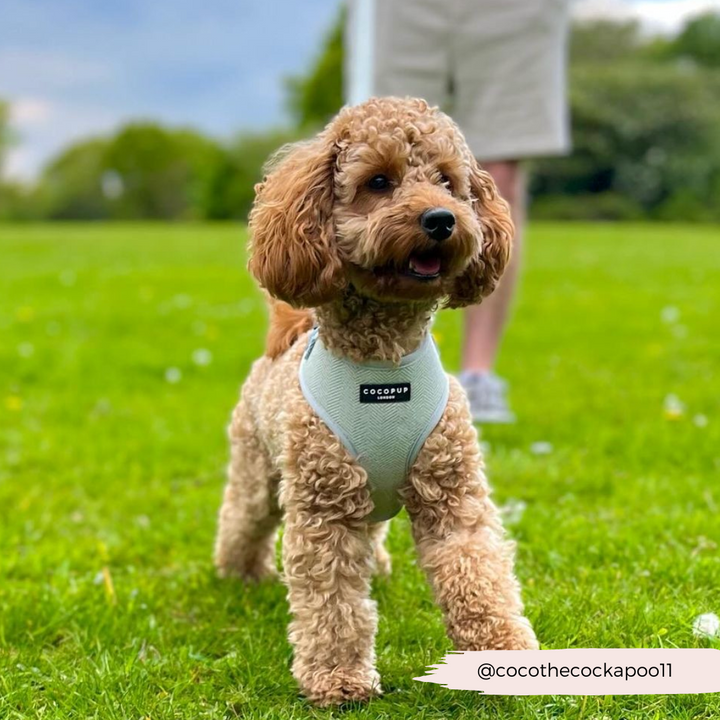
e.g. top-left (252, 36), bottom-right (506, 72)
top-left (359, 383), bottom-right (411, 404)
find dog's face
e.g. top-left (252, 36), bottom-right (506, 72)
top-left (249, 97), bottom-right (513, 309)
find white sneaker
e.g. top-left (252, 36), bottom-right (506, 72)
top-left (459, 371), bottom-right (516, 424)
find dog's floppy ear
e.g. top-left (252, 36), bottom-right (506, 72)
top-left (248, 134), bottom-right (344, 307)
top-left (446, 159), bottom-right (514, 309)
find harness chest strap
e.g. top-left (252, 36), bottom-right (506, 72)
top-left (299, 328), bottom-right (450, 522)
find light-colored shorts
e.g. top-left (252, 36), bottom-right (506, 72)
top-left (345, 0), bottom-right (571, 161)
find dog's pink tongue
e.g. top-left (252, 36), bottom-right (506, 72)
top-left (409, 254), bottom-right (441, 276)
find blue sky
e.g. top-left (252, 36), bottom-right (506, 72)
top-left (1, 0), bottom-right (716, 178)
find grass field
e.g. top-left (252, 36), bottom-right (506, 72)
top-left (1, 222), bottom-right (719, 719)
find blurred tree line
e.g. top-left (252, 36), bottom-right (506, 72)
top-left (1, 12), bottom-right (720, 222)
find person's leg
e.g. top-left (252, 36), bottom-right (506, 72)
top-left (462, 160), bottom-right (526, 373)
top-left (452, 0), bottom-right (569, 422)
top-left (345, 0), bottom-right (450, 107)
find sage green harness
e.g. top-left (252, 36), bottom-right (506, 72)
top-left (299, 328), bottom-right (450, 522)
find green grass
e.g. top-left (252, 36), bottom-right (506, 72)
top-left (1, 221), bottom-right (719, 719)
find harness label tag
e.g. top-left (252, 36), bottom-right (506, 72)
top-left (359, 383), bottom-right (411, 404)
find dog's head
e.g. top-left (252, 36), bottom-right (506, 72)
top-left (248, 97), bottom-right (512, 308)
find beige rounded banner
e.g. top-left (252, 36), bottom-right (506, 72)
top-left (415, 649), bottom-right (720, 695)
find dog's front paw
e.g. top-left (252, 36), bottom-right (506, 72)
top-left (494, 617), bottom-right (539, 650)
top-left (300, 668), bottom-right (382, 707)
top-left (215, 555), bottom-right (279, 583)
top-left (508, 616), bottom-right (539, 650)
top-left (453, 614), bottom-right (539, 651)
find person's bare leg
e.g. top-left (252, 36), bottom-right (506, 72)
top-left (462, 160), bottom-right (526, 373)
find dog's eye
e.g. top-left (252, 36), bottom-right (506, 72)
top-left (367, 174), bottom-right (391, 192)
top-left (440, 174), bottom-right (454, 192)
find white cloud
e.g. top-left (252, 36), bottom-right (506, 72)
top-left (5, 147), bottom-right (35, 179)
top-left (574, 0), bottom-right (720, 35)
top-left (5, 100), bottom-right (118, 180)
top-left (574, 0), bottom-right (637, 23)
top-left (635, 0), bottom-right (720, 34)
top-left (10, 97), bottom-right (53, 126)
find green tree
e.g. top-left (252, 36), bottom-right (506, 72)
top-left (0, 99), bottom-right (47, 220)
top-left (0, 100), bottom-right (11, 176)
top-left (40, 124), bottom-right (226, 220)
top-left (203, 128), bottom-right (302, 220)
top-left (286, 10), bottom-right (344, 129)
top-left (672, 12), bottom-right (720, 67)
top-left (42, 138), bottom-right (111, 219)
top-left (570, 20), bottom-right (644, 66)
top-left (102, 124), bottom-right (224, 220)
top-left (532, 63), bottom-right (720, 219)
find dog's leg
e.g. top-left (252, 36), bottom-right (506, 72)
top-left (214, 400), bottom-right (280, 581)
top-left (403, 378), bottom-right (538, 651)
top-left (282, 416), bottom-right (380, 707)
top-left (369, 521), bottom-right (392, 576)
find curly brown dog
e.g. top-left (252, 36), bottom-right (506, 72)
top-left (214, 97), bottom-right (538, 706)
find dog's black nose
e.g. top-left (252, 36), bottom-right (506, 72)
top-left (420, 208), bottom-right (455, 242)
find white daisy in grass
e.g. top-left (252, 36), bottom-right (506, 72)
top-left (192, 348), bottom-right (213, 367)
top-left (530, 441), bottom-right (553, 455)
top-left (661, 305), bottom-right (680, 324)
top-left (663, 394), bottom-right (685, 420)
top-left (173, 293), bottom-right (193, 309)
top-left (18, 343), bottom-right (34, 358)
top-left (693, 414), bottom-right (709, 428)
top-left (165, 367), bottom-right (182, 384)
top-left (500, 499), bottom-right (527, 526)
top-left (693, 613), bottom-right (720, 640)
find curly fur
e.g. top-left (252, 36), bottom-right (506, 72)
top-left (215, 97), bottom-right (536, 706)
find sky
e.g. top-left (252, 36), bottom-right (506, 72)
top-left (1, 0), bottom-right (718, 180)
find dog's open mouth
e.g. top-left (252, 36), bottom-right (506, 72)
top-left (406, 250), bottom-right (442, 280)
